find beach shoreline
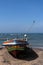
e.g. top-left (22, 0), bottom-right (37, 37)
top-left (0, 47), bottom-right (43, 65)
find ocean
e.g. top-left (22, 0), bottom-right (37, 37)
top-left (0, 33), bottom-right (43, 48)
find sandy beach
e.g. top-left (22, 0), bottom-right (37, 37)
top-left (0, 47), bottom-right (43, 65)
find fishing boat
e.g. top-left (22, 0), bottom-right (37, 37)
top-left (2, 34), bottom-right (29, 57)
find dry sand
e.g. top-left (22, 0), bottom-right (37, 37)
top-left (0, 47), bottom-right (43, 65)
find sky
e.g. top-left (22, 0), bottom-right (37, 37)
top-left (0, 0), bottom-right (43, 33)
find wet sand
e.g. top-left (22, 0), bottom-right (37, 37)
top-left (0, 47), bottom-right (43, 65)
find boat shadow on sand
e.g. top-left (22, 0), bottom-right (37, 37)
top-left (9, 48), bottom-right (38, 61)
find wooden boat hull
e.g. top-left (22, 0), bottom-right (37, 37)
top-left (9, 50), bottom-right (25, 57)
top-left (3, 39), bottom-right (29, 57)
top-left (6, 45), bottom-right (26, 57)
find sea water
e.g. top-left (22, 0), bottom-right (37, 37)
top-left (0, 33), bottom-right (43, 48)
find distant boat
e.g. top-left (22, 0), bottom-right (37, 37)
top-left (2, 34), bottom-right (29, 57)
